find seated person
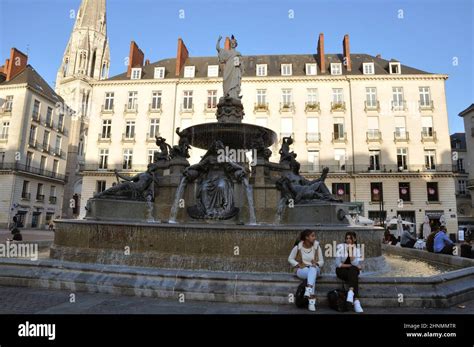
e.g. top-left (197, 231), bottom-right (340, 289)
top-left (425, 227), bottom-right (439, 253)
top-left (400, 227), bottom-right (417, 248)
top-left (433, 226), bottom-right (454, 255)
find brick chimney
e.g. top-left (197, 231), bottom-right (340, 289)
top-left (317, 33), bottom-right (325, 74)
top-left (2, 48), bottom-right (28, 81)
top-left (126, 41), bottom-right (144, 78)
top-left (175, 37), bottom-right (189, 77)
top-left (224, 37), bottom-right (231, 50)
top-left (342, 34), bottom-right (352, 72)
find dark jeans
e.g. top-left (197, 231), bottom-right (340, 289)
top-left (401, 239), bottom-right (416, 248)
top-left (336, 265), bottom-right (360, 297)
top-left (437, 244), bottom-right (454, 255)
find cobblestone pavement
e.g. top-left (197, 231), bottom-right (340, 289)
top-left (0, 286), bottom-right (472, 314)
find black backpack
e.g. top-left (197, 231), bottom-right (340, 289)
top-left (294, 280), bottom-right (308, 308)
top-left (327, 289), bottom-right (348, 312)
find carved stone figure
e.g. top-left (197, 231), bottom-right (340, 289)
top-left (183, 140), bottom-right (247, 219)
top-left (216, 35), bottom-right (243, 100)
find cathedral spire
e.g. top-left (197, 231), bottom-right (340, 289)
top-left (56, 0), bottom-right (110, 85)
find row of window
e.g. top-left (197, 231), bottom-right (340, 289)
top-left (305, 148), bottom-right (439, 172)
top-left (20, 180), bottom-right (58, 204)
top-left (130, 61), bottom-right (401, 80)
top-left (332, 181), bottom-right (441, 203)
top-left (101, 86), bottom-right (434, 113)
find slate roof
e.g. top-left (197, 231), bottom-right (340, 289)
top-left (459, 104), bottom-right (474, 117)
top-left (0, 65), bottom-right (63, 103)
top-left (107, 53), bottom-right (431, 81)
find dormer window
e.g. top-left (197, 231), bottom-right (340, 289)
top-left (389, 62), bottom-right (401, 74)
top-left (131, 68), bottom-right (142, 80)
top-left (363, 62), bottom-right (375, 75)
top-left (331, 63), bottom-right (342, 75)
top-left (207, 65), bottom-right (219, 77)
top-left (154, 67), bottom-right (165, 79)
top-left (305, 63), bottom-right (317, 76)
top-left (184, 66), bottom-right (195, 78)
top-left (256, 64), bottom-right (267, 77)
top-left (281, 64), bottom-right (292, 76)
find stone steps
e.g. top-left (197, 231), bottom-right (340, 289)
top-left (0, 257), bottom-right (472, 308)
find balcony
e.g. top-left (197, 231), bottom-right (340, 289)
top-left (419, 100), bottom-right (434, 112)
top-left (149, 103), bottom-right (162, 114)
top-left (49, 196), bottom-right (57, 204)
top-left (146, 132), bottom-right (159, 142)
top-left (332, 132), bottom-right (347, 143)
top-left (299, 163), bottom-right (350, 174)
top-left (180, 103), bottom-right (194, 114)
top-left (36, 194), bottom-right (45, 202)
top-left (352, 164), bottom-right (455, 174)
top-left (391, 100), bottom-right (407, 111)
top-left (21, 192), bottom-right (31, 201)
top-left (53, 147), bottom-right (65, 158)
top-left (330, 101), bottom-right (346, 113)
top-left (28, 138), bottom-right (38, 148)
top-left (122, 133), bottom-right (136, 143)
top-left (31, 113), bottom-right (41, 123)
top-left (44, 119), bottom-right (53, 129)
top-left (98, 133), bottom-right (112, 143)
top-left (42, 143), bottom-right (51, 154)
top-left (306, 132), bottom-right (321, 143)
top-left (393, 131), bottom-right (409, 142)
top-left (0, 162), bottom-right (66, 181)
top-left (101, 104), bottom-right (114, 113)
top-left (364, 100), bottom-right (380, 112)
top-left (0, 133), bottom-right (8, 142)
top-left (55, 123), bottom-right (66, 135)
top-left (279, 102), bottom-right (295, 113)
top-left (421, 130), bottom-right (437, 143)
top-left (203, 103), bottom-right (217, 113)
top-left (0, 105), bottom-right (12, 115)
top-left (124, 103), bottom-right (138, 114)
top-left (253, 102), bottom-right (269, 114)
top-left (467, 179), bottom-right (474, 190)
top-left (304, 102), bottom-right (320, 113)
top-left (81, 163), bottom-right (149, 173)
top-left (366, 130), bottom-right (382, 142)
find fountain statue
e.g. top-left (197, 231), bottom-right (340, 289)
top-left (216, 35), bottom-right (243, 100)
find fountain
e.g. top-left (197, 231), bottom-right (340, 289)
top-left (51, 34), bottom-right (385, 274)
top-left (1, 35), bottom-right (471, 310)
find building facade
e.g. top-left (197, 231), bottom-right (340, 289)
top-left (0, 49), bottom-right (71, 228)
top-left (458, 105), bottom-right (474, 226)
top-left (56, 1), bottom-right (458, 233)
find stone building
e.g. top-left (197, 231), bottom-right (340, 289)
top-left (0, 48), bottom-right (71, 228)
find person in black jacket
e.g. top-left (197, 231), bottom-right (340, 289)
top-left (9, 216), bottom-right (22, 241)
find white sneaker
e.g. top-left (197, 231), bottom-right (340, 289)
top-left (308, 298), bottom-right (316, 312)
top-left (304, 286), bottom-right (313, 298)
top-left (354, 299), bottom-right (363, 313)
top-left (346, 289), bottom-right (354, 304)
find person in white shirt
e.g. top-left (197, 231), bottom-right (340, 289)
top-left (288, 229), bottom-right (324, 312)
top-left (335, 231), bottom-right (363, 313)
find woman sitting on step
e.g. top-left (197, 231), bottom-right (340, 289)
top-left (288, 229), bottom-right (324, 312)
top-left (335, 231), bottom-right (363, 313)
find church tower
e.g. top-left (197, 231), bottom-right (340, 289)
top-left (56, 0), bottom-right (110, 219)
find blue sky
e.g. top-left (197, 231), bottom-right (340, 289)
top-left (0, 0), bottom-right (473, 133)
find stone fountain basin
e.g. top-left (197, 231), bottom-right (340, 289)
top-left (0, 245), bottom-right (472, 308)
top-left (49, 219), bottom-right (385, 273)
top-left (182, 122), bottom-right (277, 150)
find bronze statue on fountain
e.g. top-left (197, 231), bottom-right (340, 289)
top-left (183, 140), bottom-right (247, 220)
